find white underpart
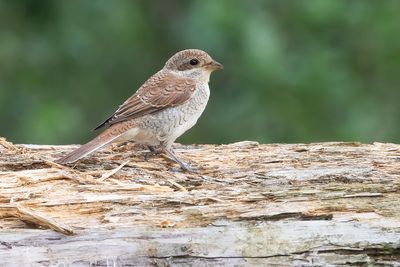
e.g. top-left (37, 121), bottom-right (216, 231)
top-left (117, 82), bottom-right (210, 148)
top-left (115, 127), bottom-right (140, 143)
top-left (115, 67), bottom-right (212, 148)
top-left (177, 68), bottom-right (212, 83)
top-left (167, 82), bottom-right (210, 143)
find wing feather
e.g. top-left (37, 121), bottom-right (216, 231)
top-left (94, 71), bottom-right (196, 129)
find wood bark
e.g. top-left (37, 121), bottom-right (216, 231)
top-left (0, 137), bottom-right (399, 266)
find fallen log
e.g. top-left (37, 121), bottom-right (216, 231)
top-left (0, 137), bottom-right (399, 266)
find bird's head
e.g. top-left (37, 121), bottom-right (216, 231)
top-left (164, 49), bottom-right (223, 82)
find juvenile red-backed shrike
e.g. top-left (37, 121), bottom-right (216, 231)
top-left (56, 49), bottom-right (223, 171)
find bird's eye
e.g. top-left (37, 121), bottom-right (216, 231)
top-left (189, 59), bottom-right (199, 65)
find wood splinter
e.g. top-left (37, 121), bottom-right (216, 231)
top-left (15, 204), bottom-right (74, 235)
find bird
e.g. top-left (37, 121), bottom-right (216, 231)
top-left (55, 49), bottom-right (223, 171)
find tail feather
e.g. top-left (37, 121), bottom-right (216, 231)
top-left (55, 131), bottom-right (123, 164)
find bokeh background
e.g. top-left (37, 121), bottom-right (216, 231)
top-left (1, 0), bottom-right (400, 145)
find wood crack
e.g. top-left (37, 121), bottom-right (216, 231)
top-left (0, 140), bottom-right (399, 265)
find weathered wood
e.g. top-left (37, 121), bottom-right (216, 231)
top-left (0, 137), bottom-right (399, 266)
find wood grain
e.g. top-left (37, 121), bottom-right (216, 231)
top-left (0, 138), bottom-right (399, 266)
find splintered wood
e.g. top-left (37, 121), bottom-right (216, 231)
top-left (0, 138), bottom-right (399, 266)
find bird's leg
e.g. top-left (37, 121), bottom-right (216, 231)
top-left (162, 145), bottom-right (196, 172)
top-left (144, 145), bottom-right (162, 160)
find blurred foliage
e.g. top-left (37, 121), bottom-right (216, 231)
top-left (1, 0), bottom-right (400, 145)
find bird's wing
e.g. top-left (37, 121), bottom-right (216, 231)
top-left (94, 71), bottom-right (197, 129)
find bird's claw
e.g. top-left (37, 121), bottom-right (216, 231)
top-left (177, 161), bottom-right (198, 173)
top-left (144, 146), bottom-right (162, 161)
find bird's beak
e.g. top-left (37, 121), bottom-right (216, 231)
top-left (206, 60), bottom-right (224, 71)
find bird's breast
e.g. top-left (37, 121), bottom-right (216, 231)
top-left (131, 82), bottom-right (210, 146)
top-left (165, 82), bottom-right (210, 137)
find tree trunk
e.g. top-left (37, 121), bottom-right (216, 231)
top-left (0, 138), bottom-right (399, 266)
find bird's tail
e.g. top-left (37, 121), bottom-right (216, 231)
top-left (55, 128), bottom-right (124, 165)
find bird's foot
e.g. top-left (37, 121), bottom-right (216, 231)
top-left (171, 161), bottom-right (198, 173)
top-left (163, 147), bottom-right (198, 173)
top-left (144, 146), bottom-right (162, 161)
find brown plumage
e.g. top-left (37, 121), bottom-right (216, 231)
top-left (56, 49), bottom-right (223, 171)
top-left (56, 120), bottom-right (135, 164)
top-left (95, 71), bottom-right (197, 129)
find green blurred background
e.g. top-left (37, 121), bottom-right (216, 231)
top-left (1, 0), bottom-right (399, 145)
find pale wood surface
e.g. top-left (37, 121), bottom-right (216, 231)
top-left (0, 137), bottom-right (399, 266)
